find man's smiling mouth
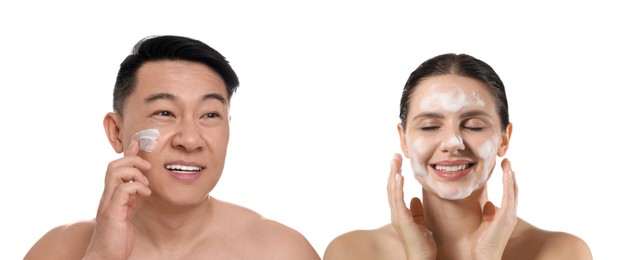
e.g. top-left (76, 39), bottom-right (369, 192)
top-left (165, 164), bottom-right (203, 174)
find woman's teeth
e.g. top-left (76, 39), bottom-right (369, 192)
top-left (434, 164), bottom-right (472, 172)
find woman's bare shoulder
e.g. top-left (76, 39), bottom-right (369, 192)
top-left (324, 224), bottom-right (404, 260)
top-left (25, 219), bottom-right (95, 260)
top-left (505, 218), bottom-right (592, 260)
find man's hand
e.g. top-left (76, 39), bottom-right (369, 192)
top-left (84, 140), bottom-right (152, 260)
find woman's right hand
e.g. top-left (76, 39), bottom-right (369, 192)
top-left (84, 140), bottom-right (152, 260)
top-left (388, 153), bottom-right (436, 260)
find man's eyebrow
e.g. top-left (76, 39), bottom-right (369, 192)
top-left (144, 93), bottom-right (176, 103)
top-left (202, 93), bottom-right (227, 105)
top-left (143, 92), bottom-right (227, 105)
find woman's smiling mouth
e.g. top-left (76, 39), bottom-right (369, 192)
top-left (430, 162), bottom-right (476, 179)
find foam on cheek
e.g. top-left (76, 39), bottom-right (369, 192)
top-left (131, 128), bottom-right (160, 152)
top-left (421, 89), bottom-right (485, 112)
top-left (408, 136), bottom-right (429, 177)
top-left (475, 135), bottom-right (499, 187)
top-left (479, 136), bottom-right (498, 160)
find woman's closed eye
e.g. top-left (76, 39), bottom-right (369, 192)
top-left (461, 118), bottom-right (487, 132)
top-left (420, 125), bottom-right (440, 131)
top-left (462, 119), bottom-right (487, 131)
top-left (463, 126), bottom-right (485, 131)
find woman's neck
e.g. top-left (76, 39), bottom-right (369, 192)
top-left (422, 187), bottom-right (488, 244)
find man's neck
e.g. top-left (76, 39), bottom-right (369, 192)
top-left (132, 194), bottom-right (217, 251)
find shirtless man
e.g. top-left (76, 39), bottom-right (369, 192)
top-left (25, 35), bottom-right (320, 260)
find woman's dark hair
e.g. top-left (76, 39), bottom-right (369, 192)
top-left (399, 53), bottom-right (509, 130)
top-left (113, 35), bottom-right (240, 115)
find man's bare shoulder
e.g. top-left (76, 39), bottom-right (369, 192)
top-left (212, 198), bottom-right (320, 259)
top-left (505, 218), bottom-right (592, 260)
top-left (25, 219), bottom-right (95, 260)
top-left (324, 224), bottom-right (404, 260)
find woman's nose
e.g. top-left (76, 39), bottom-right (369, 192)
top-left (440, 133), bottom-right (465, 153)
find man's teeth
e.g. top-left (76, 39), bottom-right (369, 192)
top-left (165, 164), bottom-right (202, 173)
top-left (435, 164), bottom-right (470, 172)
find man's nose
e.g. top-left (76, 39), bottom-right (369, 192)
top-left (171, 120), bottom-right (205, 152)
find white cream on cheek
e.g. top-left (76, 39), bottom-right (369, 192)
top-left (131, 128), bottom-right (160, 152)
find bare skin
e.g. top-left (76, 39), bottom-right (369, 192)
top-left (25, 60), bottom-right (319, 260)
top-left (25, 197), bottom-right (317, 259)
top-left (324, 157), bottom-right (592, 260)
top-left (324, 75), bottom-right (592, 260)
top-left (324, 219), bottom-right (592, 260)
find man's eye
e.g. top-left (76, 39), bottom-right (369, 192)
top-left (155, 111), bottom-right (173, 117)
top-left (205, 112), bottom-right (220, 118)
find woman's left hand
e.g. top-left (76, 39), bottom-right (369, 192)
top-left (473, 158), bottom-right (518, 260)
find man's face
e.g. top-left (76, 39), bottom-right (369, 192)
top-left (119, 60), bottom-right (230, 206)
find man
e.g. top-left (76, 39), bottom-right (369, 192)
top-left (25, 35), bottom-right (320, 259)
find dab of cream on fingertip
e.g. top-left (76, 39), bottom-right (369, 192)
top-left (131, 128), bottom-right (160, 152)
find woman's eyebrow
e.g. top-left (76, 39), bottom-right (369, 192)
top-left (460, 110), bottom-right (492, 119)
top-left (412, 112), bottom-right (444, 121)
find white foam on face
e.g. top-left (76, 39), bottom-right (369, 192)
top-left (475, 135), bottom-right (499, 187)
top-left (443, 135), bottom-right (463, 150)
top-left (409, 136), bottom-right (429, 177)
top-left (131, 128), bottom-right (160, 152)
top-left (479, 136), bottom-right (498, 160)
top-left (406, 85), bottom-right (497, 200)
top-left (440, 136), bottom-right (499, 200)
top-left (421, 88), bottom-right (485, 113)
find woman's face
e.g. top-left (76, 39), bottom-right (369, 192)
top-left (398, 74), bottom-right (511, 200)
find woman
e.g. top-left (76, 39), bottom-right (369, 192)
top-left (324, 54), bottom-right (592, 259)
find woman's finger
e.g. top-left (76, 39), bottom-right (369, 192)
top-left (409, 197), bottom-right (425, 225)
top-left (388, 153), bottom-right (406, 223)
top-left (499, 158), bottom-right (518, 221)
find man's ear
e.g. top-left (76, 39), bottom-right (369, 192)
top-left (397, 123), bottom-right (410, 158)
top-left (104, 112), bottom-right (124, 154)
top-left (497, 123), bottom-right (513, 157)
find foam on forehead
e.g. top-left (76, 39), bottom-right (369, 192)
top-left (421, 88), bottom-right (485, 113)
top-left (131, 128), bottom-right (160, 152)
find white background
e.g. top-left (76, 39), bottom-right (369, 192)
top-left (1, 1), bottom-right (615, 259)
